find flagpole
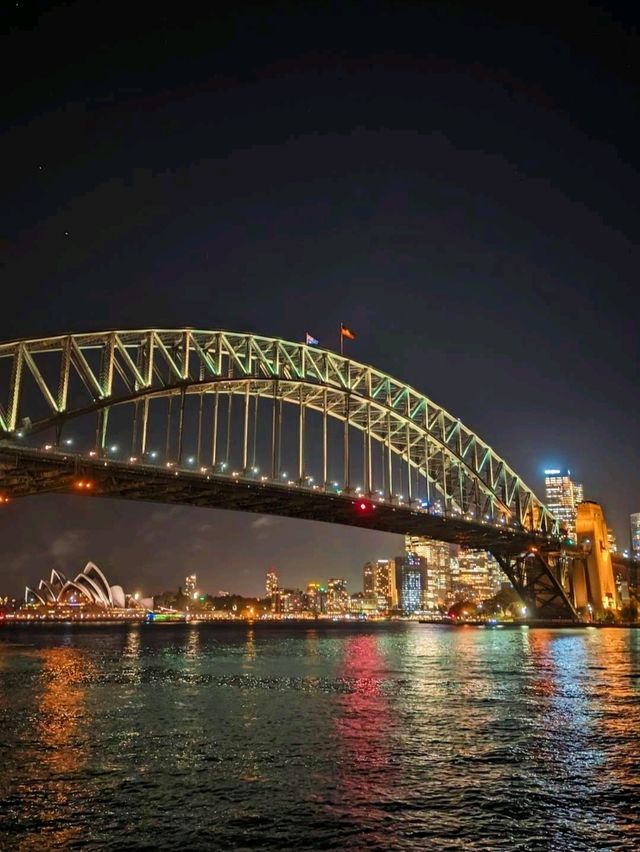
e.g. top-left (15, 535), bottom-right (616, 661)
top-left (340, 324), bottom-right (343, 357)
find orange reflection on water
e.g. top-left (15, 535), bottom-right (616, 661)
top-left (17, 646), bottom-right (94, 850)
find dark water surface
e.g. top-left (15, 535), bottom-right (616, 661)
top-left (0, 622), bottom-right (638, 850)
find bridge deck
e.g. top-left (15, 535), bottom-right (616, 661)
top-left (0, 447), bottom-right (553, 555)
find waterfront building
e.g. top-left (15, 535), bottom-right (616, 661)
top-left (349, 592), bottom-right (379, 615)
top-left (405, 536), bottom-right (450, 610)
top-left (363, 559), bottom-right (397, 610)
top-left (275, 588), bottom-right (304, 615)
top-left (327, 578), bottom-right (349, 614)
top-left (374, 559), bottom-right (397, 610)
top-left (395, 553), bottom-right (423, 614)
top-left (24, 563), bottom-right (152, 610)
top-left (631, 513), bottom-right (640, 561)
top-left (544, 469), bottom-right (583, 541)
top-left (185, 573), bottom-right (197, 599)
top-left (305, 582), bottom-right (327, 614)
top-left (265, 568), bottom-right (279, 599)
top-left (454, 550), bottom-right (503, 602)
top-left (363, 562), bottom-right (375, 596)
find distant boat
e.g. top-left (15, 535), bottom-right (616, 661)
top-left (145, 611), bottom-right (187, 623)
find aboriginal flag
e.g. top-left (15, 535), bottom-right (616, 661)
top-left (340, 324), bottom-right (356, 340)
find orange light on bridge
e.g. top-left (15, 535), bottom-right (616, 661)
top-left (75, 481), bottom-right (93, 490)
top-left (0, 495), bottom-right (9, 504)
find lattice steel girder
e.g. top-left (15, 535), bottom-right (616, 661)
top-left (492, 550), bottom-right (579, 620)
top-left (0, 328), bottom-right (560, 536)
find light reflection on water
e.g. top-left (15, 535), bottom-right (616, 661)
top-left (0, 623), bottom-right (638, 850)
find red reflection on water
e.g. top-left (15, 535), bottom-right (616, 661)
top-left (330, 634), bottom-right (397, 821)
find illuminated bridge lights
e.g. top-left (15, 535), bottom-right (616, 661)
top-left (0, 327), bottom-right (586, 619)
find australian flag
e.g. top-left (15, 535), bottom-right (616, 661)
top-left (306, 333), bottom-right (319, 346)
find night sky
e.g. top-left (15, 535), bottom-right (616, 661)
top-left (2, 1), bottom-right (638, 598)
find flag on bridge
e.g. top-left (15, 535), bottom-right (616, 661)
top-left (306, 333), bottom-right (319, 346)
top-left (339, 323), bottom-right (356, 355)
top-left (340, 324), bottom-right (356, 341)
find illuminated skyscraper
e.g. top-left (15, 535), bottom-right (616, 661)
top-left (185, 573), bottom-right (197, 599)
top-left (327, 578), bottom-right (349, 614)
top-left (306, 582), bottom-right (327, 614)
top-left (363, 562), bottom-right (375, 597)
top-left (362, 560), bottom-right (397, 610)
top-left (454, 550), bottom-right (502, 602)
top-left (544, 469), bottom-right (583, 541)
top-left (405, 536), bottom-right (450, 610)
top-left (374, 559), bottom-right (397, 610)
top-left (265, 568), bottom-right (279, 598)
top-left (631, 513), bottom-right (640, 560)
top-left (396, 553), bottom-right (423, 614)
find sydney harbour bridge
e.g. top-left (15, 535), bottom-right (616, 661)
top-left (0, 329), bottom-right (635, 620)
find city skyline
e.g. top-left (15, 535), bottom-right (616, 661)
top-left (2, 4), bottom-right (638, 848)
top-left (0, 471), bottom-right (637, 600)
top-left (2, 1), bottom-right (639, 598)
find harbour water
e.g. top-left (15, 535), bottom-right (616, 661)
top-left (0, 622), bottom-right (638, 850)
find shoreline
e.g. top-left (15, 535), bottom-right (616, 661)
top-left (1, 618), bottom-right (638, 630)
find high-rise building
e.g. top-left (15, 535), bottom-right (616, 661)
top-left (362, 559), bottom-right (397, 610)
top-left (454, 550), bottom-right (503, 602)
top-left (265, 568), bottom-right (279, 599)
top-left (327, 578), bottom-right (349, 614)
top-left (607, 528), bottom-right (618, 554)
top-left (306, 582), bottom-right (327, 614)
top-left (405, 536), bottom-right (450, 610)
top-left (363, 562), bottom-right (375, 597)
top-left (544, 469), bottom-right (583, 541)
top-left (374, 559), bottom-right (397, 610)
top-left (276, 588), bottom-right (304, 614)
top-left (631, 513), bottom-right (640, 560)
top-left (395, 553), bottom-right (423, 614)
top-left (185, 574), bottom-right (197, 599)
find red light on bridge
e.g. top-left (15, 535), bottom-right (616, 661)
top-left (355, 499), bottom-right (375, 513)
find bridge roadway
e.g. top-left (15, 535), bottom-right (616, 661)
top-left (2, 328), bottom-right (635, 620)
top-left (0, 445), bottom-right (554, 556)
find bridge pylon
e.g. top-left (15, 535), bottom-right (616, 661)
top-left (574, 501), bottom-right (619, 617)
top-left (491, 548), bottom-right (579, 621)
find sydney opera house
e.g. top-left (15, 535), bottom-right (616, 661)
top-left (25, 562), bottom-right (153, 611)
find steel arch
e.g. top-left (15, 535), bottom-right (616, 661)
top-left (0, 328), bottom-right (560, 536)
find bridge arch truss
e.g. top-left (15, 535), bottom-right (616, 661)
top-left (0, 328), bottom-right (559, 538)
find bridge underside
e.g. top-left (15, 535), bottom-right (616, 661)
top-left (0, 447), bottom-right (544, 552)
top-left (1, 448), bottom-right (585, 620)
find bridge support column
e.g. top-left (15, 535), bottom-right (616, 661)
top-left (322, 389), bottom-right (328, 488)
top-left (177, 388), bottom-right (186, 465)
top-left (576, 501), bottom-right (619, 617)
top-left (492, 549), bottom-right (579, 621)
top-left (343, 395), bottom-right (350, 492)
top-left (298, 386), bottom-right (305, 483)
top-left (211, 388), bottom-right (219, 468)
top-left (271, 382), bottom-right (281, 480)
top-left (243, 383), bottom-right (250, 471)
top-left (140, 397), bottom-right (149, 457)
top-left (96, 408), bottom-right (109, 456)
